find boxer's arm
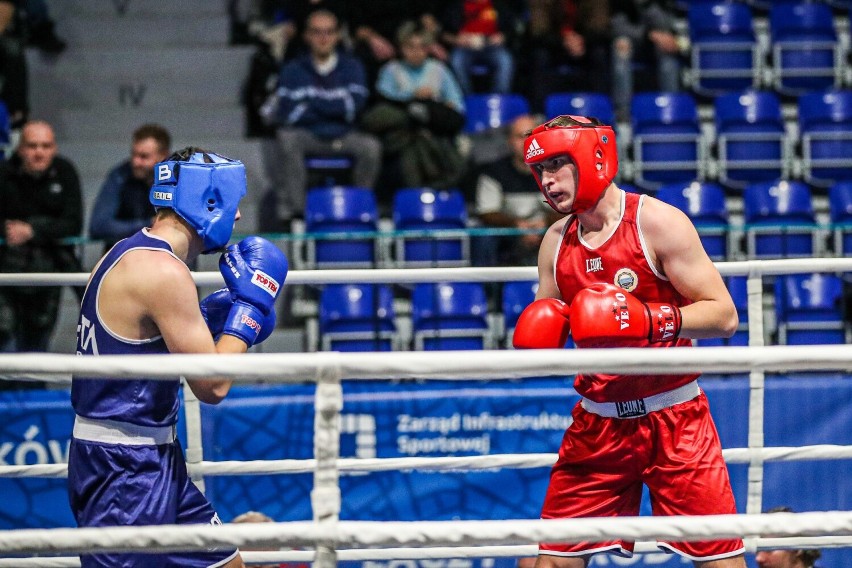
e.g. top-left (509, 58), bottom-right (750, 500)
top-left (139, 253), bottom-right (246, 404)
top-left (640, 198), bottom-right (738, 339)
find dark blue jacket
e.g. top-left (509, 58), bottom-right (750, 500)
top-left (89, 161), bottom-right (153, 249)
top-left (276, 53), bottom-right (370, 139)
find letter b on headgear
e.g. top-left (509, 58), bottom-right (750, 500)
top-left (149, 148), bottom-right (247, 253)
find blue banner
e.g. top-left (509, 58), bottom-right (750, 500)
top-left (1, 374), bottom-right (850, 566)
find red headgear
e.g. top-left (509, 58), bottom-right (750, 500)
top-left (523, 115), bottom-right (618, 213)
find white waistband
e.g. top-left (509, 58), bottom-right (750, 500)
top-left (580, 381), bottom-right (701, 419)
top-left (73, 416), bottom-right (176, 445)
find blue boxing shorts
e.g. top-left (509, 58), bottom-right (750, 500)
top-left (68, 419), bottom-right (238, 568)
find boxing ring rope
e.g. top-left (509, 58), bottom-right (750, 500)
top-left (0, 346), bottom-right (851, 565)
top-left (0, 258), bottom-right (850, 565)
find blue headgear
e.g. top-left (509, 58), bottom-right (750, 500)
top-left (149, 150), bottom-right (246, 253)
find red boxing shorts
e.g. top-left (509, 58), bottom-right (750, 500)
top-left (539, 390), bottom-right (744, 561)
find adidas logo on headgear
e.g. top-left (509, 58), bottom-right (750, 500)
top-left (526, 138), bottom-right (544, 160)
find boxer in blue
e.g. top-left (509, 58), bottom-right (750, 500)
top-left (68, 148), bottom-right (288, 568)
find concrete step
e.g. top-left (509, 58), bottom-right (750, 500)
top-left (53, 106), bottom-right (245, 142)
top-left (28, 47), bottom-right (253, 114)
top-left (54, 13), bottom-right (230, 48)
top-left (45, 0), bottom-right (226, 18)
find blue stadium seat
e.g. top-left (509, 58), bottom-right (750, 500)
top-left (631, 92), bottom-right (706, 190)
top-left (304, 186), bottom-right (378, 268)
top-left (714, 91), bottom-right (790, 189)
top-left (775, 273), bottom-right (847, 345)
top-left (830, 181), bottom-right (852, 255)
top-left (687, 2), bottom-right (761, 97)
top-left (544, 92), bottom-right (615, 125)
top-left (463, 94), bottom-right (530, 134)
top-left (412, 282), bottom-right (490, 350)
top-left (799, 90), bottom-right (852, 188)
top-left (319, 284), bottom-right (396, 351)
top-left (502, 280), bottom-right (537, 347)
top-left (743, 181), bottom-right (815, 258)
top-left (393, 187), bottom-right (469, 266)
top-left (770, 2), bottom-right (842, 96)
top-left (656, 182), bottom-right (729, 260)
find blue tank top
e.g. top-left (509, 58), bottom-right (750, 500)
top-left (71, 229), bottom-right (181, 427)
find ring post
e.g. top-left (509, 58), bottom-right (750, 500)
top-left (746, 270), bottom-right (766, 517)
top-left (312, 353), bottom-right (343, 568)
top-left (183, 378), bottom-right (206, 493)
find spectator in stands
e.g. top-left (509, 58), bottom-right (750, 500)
top-left (89, 124), bottom-right (171, 252)
top-left (271, 9), bottom-right (381, 225)
top-left (350, 2), bottom-right (447, 89)
top-left (442, 0), bottom-right (522, 94)
top-left (0, 120), bottom-right (82, 363)
top-left (362, 21), bottom-right (466, 200)
top-left (610, 0), bottom-right (686, 121)
top-left (472, 114), bottom-right (558, 266)
top-left (521, 0), bottom-right (611, 113)
top-left (755, 506), bottom-right (822, 568)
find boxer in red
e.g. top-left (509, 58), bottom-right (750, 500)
top-left (514, 115), bottom-right (746, 567)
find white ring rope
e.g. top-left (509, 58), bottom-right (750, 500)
top-left (1, 512), bottom-right (852, 556)
top-left (0, 345), bottom-right (849, 381)
top-left (6, 444), bottom-right (852, 479)
top-left (4, 536), bottom-right (852, 568)
top-left (1, 256), bottom-right (851, 287)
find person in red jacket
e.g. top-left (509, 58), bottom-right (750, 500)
top-left (513, 115), bottom-right (746, 568)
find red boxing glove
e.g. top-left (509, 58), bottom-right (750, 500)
top-left (569, 283), bottom-right (682, 347)
top-left (513, 298), bottom-right (571, 349)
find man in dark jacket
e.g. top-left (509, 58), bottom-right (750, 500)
top-left (88, 124), bottom-right (171, 252)
top-left (0, 119), bottom-right (82, 362)
top-left (272, 9), bottom-right (382, 224)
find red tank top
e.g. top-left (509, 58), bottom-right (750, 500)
top-left (555, 191), bottom-right (698, 402)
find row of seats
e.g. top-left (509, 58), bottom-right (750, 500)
top-left (315, 274), bottom-right (849, 352)
top-left (698, 272), bottom-right (850, 347)
top-left (465, 89), bottom-right (852, 191)
top-left (628, 89), bottom-right (852, 190)
top-left (295, 180), bottom-right (852, 270)
top-left (652, 179), bottom-right (852, 260)
top-left (297, 186), bottom-right (468, 269)
top-left (319, 282), bottom-right (489, 352)
top-left (687, 1), bottom-right (850, 97)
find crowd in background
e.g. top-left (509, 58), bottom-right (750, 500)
top-left (235, 0), bottom-right (688, 227)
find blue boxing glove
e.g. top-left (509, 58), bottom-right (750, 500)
top-left (218, 237), bottom-right (288, 345)
top-left (200, 288), bottom-right (277, 346)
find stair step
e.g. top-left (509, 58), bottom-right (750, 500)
top-left (28, 47), bottom-right (253, 111)
top-left (45, 0), bottom-right (225, 18)
top-left (53, 106), bottom-right (245, 142)
top-left (54, 13), bottom-right (230, 48)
